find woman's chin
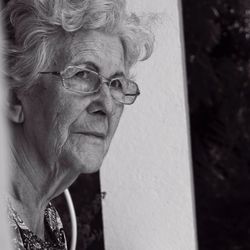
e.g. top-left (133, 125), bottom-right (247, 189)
top-left (58, 148), bottom-right (105, 175)
top-left (80, 163), bottom-right (102, 174)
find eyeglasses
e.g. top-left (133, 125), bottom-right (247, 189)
top-left (39, 65), bottom-right (140, 105)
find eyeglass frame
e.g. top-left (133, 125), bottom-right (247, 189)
top-left (39, 65), bottom-right (140, 105)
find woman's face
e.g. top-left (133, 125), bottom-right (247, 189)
top-left (19, 30), bottom-right (125, 175)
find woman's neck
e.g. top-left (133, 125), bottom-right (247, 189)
top-left (9, 133), bottom-right (77, 240)
top-left (10, 125), bottom-right (77, 239)
top-left (9, 154), bottom-right (52, 239)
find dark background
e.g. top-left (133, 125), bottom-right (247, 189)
top-left (182, 0), bottom-right (250, 249)
top-left (54, 174), bottom-right (105, 250)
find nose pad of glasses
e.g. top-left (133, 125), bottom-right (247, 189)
top-left (99, 80), bottom-right (112, 95)
top-left (92, 82), bottom-right (114, 113)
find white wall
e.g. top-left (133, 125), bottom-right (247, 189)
top-left (101, 0), bottom-right (197, 249)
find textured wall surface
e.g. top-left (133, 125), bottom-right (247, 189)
top-left (101, 0), bottom-right (197, 249)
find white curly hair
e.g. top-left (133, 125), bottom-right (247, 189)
top-left (1, 0), bottom-right (154, 92)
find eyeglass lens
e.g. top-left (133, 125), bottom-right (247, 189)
top-left (62, 67), bottom-right (138, 104)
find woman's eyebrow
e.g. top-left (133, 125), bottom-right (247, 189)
top-left (110, 71), bottom-right (125, 79)
top-left (80, 61), bottom-right (100, 72)
top-left (77, 61), bottom-right (125, 79)
top-left (84, 62), bottom-right (125, 78)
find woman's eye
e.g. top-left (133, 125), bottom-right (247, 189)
top-left (110, 79), bottom-right (123, 90)
top-left (75, 70), bottom-right (91, 80)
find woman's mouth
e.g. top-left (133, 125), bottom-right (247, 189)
top-left (75, 131), bottom-right (107, 139)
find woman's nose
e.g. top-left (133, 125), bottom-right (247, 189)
top-left (87, 82), bottom-right (114, 116)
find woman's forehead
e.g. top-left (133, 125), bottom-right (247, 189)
top-left (61, 30), bottom-right (126, 75)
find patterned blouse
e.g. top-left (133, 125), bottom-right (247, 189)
top-left (8, 202), bottom-right (67, 250)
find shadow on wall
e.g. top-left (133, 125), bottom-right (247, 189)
top-left (182, 0), bottom-right (250, 249)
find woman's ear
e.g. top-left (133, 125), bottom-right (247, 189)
top-left (7, 87), bottom-right (24, 124)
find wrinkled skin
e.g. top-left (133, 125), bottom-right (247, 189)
top-left (9, 31), bottom-right (125, 237)
top-left (21, 30), bottom-right (125, 177)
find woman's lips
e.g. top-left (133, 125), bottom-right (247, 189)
top-left (74, 131), bottom-right (107, 139)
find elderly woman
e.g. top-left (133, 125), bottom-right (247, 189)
top-left (2, 0), bottom-right (154, 249)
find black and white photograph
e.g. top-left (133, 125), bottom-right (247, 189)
top-left (0, 0), bottom-right (196, 249)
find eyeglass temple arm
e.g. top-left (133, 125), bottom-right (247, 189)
top-left (124, 92), bottom-right (140, 96)
top-left (39, 71), bottom-right (61, 76)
